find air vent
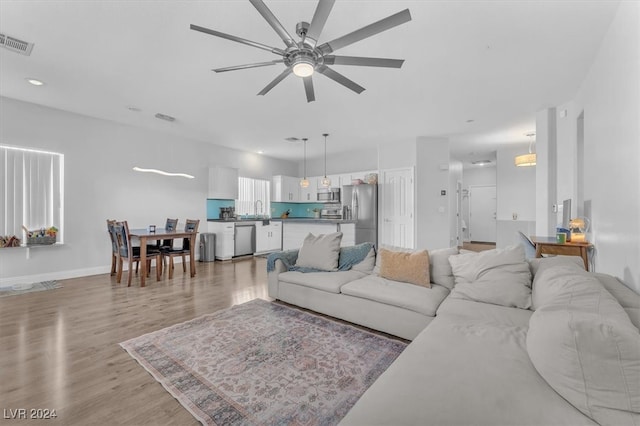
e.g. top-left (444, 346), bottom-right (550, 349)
top-left (0, 33), bottom-right (35, 56)
top-left (155, 113), bottom-right (175, 122)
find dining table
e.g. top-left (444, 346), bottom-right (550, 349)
top-left (129, 227), bottom-right (198, 287)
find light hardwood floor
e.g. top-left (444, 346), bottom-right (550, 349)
top-left (1, 258), bottom-right (269, 425)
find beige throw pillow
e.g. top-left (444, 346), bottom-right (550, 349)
top-left (379, 248), bottom-right (430, 288)
top-left (295, 232), bottom-right (343, 271)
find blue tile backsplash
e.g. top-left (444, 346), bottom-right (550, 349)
top-left (207, 199), bottom-right (325, 219)
top-left (207, 199), bottom-right (235, 219)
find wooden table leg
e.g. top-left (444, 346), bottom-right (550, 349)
top-left (581, 247), bottom-right (589, 271)
top-left (189, 234), bottom-right (196, 277)
top-left (139, 236), bottom-right (147, 287)
top-left (535, 244), bottom-right (543, 258)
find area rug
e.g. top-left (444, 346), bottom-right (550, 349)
top-left (120, 298), bottom-right (407, 425)
top-left (0, 280), bottom-right (61, 297)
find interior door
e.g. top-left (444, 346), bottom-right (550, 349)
top-left (380, 167), bottom-right (414, 248)
top-left (469, 185), bottom-right (496, 243)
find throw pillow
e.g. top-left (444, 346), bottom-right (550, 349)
top-left (527, 308), bottom-right (640, 425)
top-left (428, 247), bottom-right (458, 289)
top-left (338, 242), bottom-right (374, 271)
top-left (295, 232), bottom-right (343, 272)
top-left (351, 247), bottom-right (377, 273)
top-left (528, 255), bottom-right (585, 276)
top-left (374, 244), bottom-right (457, 287)
top-left (448, 244), bottom-right (532, 309)
top-left (379, 248), bottom-right (430, 287)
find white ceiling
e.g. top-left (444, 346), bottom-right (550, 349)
top-left (0, 0), bottom-right (619, 166)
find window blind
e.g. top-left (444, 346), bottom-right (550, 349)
top-left (1, 145), bottom-right (64, 240)
top-left (236, 177), bottom-right (270, 217)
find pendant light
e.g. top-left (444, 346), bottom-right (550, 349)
top-left (300, 138), bottom-right (310, 188)
top-left (320, 133), bottom-right (331, 187)
top-left (515, 132), bottom-right (537, 167)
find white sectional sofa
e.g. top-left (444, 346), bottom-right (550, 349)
top-left (268, 243), bottom-right (640, 425)
top-left (268, 245), bottom-right (457, 340)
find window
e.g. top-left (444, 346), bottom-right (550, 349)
top-left (1, 145), bottom-right (64, 241)
top-left (236, 177), bottom-right (270, 217)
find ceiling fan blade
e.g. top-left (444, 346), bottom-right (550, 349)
top-left (249, 0), bottom-right (296, 48)
top-left (305, 0), bottom-right (336, 48)
top-left (190, 24), bottom-right (285, 55)
top-left (257, 68), bottom-right (292, 96)
top-left (324, 55), bottom-right (404, 68)
top-left (303, 77), bottom-right (316, 103)
top-left (213, 60), bottom-right (284, 73)
top-left (317, 65), bottom-right (365, 94)
top-left (318, 9), bottom-right (411, 55)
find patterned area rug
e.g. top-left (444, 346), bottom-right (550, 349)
top-left (120, 299), bottom-right (407, 425)
top-left (0, 280), bottom-right (61, 297)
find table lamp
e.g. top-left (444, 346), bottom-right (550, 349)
top-left (569, 218), bottom-right (589, 243)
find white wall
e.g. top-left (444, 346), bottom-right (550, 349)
top-left (572, 1), bottom-right (640, 291)
top-left (496, 145), bottom-right (536, 248)
top-left (305, 147), bottom-right (378, 176)
top-left (449, 161), bottom-right (463, 247)
top-left (0, 97), bottom-right (297, 285)
top-left (416, 137), bottom-right (450, 249)
top-left (535, 108), bottom-right (557, 236)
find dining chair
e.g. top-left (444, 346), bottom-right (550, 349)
top-left (106, 219), bottom-right (119, 276)
top-left (162, 219), bottom-right (200, 279)
top-left (114, 221), bottom-right (163, 286)
top-left (158, 217), bottom-right (179, 250)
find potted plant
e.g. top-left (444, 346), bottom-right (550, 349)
top-left (312, 208), bottom-right (321, 219)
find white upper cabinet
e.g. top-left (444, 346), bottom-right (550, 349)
top-left (300, 176), bottom-right (318, 202)
top-left (208, 166), bottom-right (238, 199)
top-left (272, 175), bottom-right (301, 202)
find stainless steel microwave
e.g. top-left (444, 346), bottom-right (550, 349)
top-left (317, 188), bottom-right (340, 202)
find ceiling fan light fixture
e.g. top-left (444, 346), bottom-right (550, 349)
top-left (292, 59), bottom-right (315, 77)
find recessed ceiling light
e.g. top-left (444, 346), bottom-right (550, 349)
top-left (471, 160), bottom-right (491, 166)
top-left (26, 78), bottom-right (44, 86)
top-left (257, 150), bottom-right (264, 154)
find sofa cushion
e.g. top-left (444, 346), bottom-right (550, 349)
top-left (531, 264), bottom-right (633, 323)
top-left (596, 273), bottom-right (640, 329)
top-left (373, 245), bottom-right (458, 288)
top-left (527, 308), bottom-right (640, 425)
top-left (278, 270), bottom-right (366, 294)
top-left (295, 232), bottom-right (342, 271)
top-left (448, 245), bottom-right (532, 309)
top-left (379, 248), bottom-right (430, 287)
top-left (528, 255), bottom-right (585, 276)
top-left (340, 275), bottom-right (449, 316)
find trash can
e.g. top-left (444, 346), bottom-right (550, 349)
top-left (199, 233), bottom-right (216, 262)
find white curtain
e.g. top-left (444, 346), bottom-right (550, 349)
top-left (236, 177), bottom-right (270, 217)
top-left (1, 145), bottom-right (64, 238)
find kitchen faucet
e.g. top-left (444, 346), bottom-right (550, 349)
top-left (254, 199), bottom-right (263, 218)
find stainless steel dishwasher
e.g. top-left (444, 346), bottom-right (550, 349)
top-left (234, 223), bottom-right (255, 256)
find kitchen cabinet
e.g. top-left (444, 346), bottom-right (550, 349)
top-left (317, 174), bottom-right (342, 190)
top-left (272, 175), bottom-right (300, 202)
top-left (208, 166), bottom-right (239, 199)
top-left (255, 221), bottom-right (282, 253)
top-left (208, 221), bottom-right (235, 260)
top-left (300, 176), bottom-right (318, 202)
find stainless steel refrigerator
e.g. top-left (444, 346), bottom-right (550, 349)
top-left (342, 184), bottom-right (378, 247)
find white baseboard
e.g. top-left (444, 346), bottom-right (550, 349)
top-left (0, 257), bottom-right (192, 287)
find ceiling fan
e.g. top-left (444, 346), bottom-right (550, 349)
top-left (190, 0), bottom-right (411, 102)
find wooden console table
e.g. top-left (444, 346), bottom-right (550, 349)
top-left (530, 236), bottom-right (593, 271)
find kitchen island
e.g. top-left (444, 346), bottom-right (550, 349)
top-left (273, 218), bottom-right (356, 250)
top-left (207, 217), bottom-right (357, 259)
